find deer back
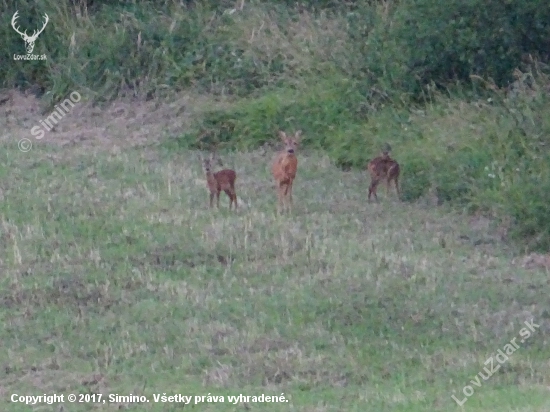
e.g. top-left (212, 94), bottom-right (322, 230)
top-left (272, 152), bottom-right (298, 181)
top-left (214, 169), bottom-right (237, 188)
top-left (368, 156), bottom-right (399, 179)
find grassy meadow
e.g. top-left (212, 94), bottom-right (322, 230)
top-left (0, 139), bottom-right (548, 411)
top-left (2, 0), bottom-right (550, 410)
top-left (0, 120), bottom-right (549, 412)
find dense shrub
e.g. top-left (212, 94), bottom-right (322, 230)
top-left (487, 73), bottom-right (550, 250)
top-left (2, 1), bottom-right (326, 99)
top-left (174, 79), bottom-right (367, 150)
top-left (360, 0), bottom-right (550, 98)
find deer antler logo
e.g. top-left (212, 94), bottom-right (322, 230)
top-left (11, 11), bottom-right (49, 55)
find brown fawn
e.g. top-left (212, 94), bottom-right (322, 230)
top-left (367, 150), bottom-right (400, 201)
top-left (200, 153), bottom-right (238, 210)
top-left (271, 130), bottom-right (301, 213)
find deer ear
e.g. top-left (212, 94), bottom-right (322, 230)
top-left (295, 130), bottom-right (302, 140)
top-left (278, 130), bottom-right (287, 140)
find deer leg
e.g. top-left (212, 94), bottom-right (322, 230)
top-left (276, 183), bottom-right (283, 213)
top-left (281, 184), bottom-right (287, 212)
top-left (394, 177), bottom-right (400, 200)
top-left (224, 189), bottom-right (231, 209)
top-left (288, 181), bottom-right (293, 203)
top-left (224, 189), bottom-right (233, 210)
top-left (232, 190), bottom-right (237, 209)
top-left (281, 187), bottom-right (287, 213)
top-left (285, 182), bottom-right (292, 212)
top-left (288, 181), bottom-right (294, 212)
top-left (368, 179), bottom-right (379, 202)
top-left (209, 192), bottom-right (215, 208)
top-left (231, 183), bottom-right (238, 209)
top-left (216, 190), bottom-right (220, 208)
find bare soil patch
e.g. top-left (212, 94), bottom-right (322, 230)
top-left (0, 89), bottom-right (224, 150)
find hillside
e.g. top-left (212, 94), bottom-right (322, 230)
top-left (1, 1), bottom-right (549, 411)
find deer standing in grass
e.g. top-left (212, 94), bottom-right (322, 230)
top-left (200, 153), bottom-right (238, 210)
top-left (367, 148), bottom-right (400, 202)
top-left (272, 130), bottom-right (301, 213)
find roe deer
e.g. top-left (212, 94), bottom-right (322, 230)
top-left (367, 150), bottom-right (400, 201)
top-left (200, 153), bottom-right (238, 210)
top-left (271, 130), bottom-right (301, 213)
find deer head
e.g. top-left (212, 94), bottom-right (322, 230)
top-left (11, 11), bottom-right (49, 55)
top-left (278, 130), bottom-right (301, 154)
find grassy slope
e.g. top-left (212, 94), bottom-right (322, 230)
top-left (0, 138), bottom-right (548, 411)
top-left (1, 1), bottom-right (549, 410)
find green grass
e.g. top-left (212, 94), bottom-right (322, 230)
top-left (2, 0), bottom-right (549, 409)
top-left (0, 139), bottom-right (548, 411)
top-left (3, 0), bottom-right (550, 248)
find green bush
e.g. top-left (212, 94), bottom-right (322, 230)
top-left (399, 156), bottom-right (432, 202)
top-left (360, 0), bottom-right (550, 98)
top-left (505, 174), bottom-right (550, 251)
top-left (175, 79), bottom-right (369, 151)
top-left (432, 147), bottom-right (490, 204)
top-left (2, 1), bottom-right (324, 99)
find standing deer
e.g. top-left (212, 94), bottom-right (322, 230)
top-left (199, 153), bottom-right (238, 210)
top-left (11, 11), bottom-right (49, 55)
top-left (272, 130), bottom-right (301, 213)
top-left (367, 149), bottom-right (400, 202)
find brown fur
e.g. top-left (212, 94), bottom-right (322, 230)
top-left (367, 151), bottom-right (400, 201)
top-left (271, 130), bottom-right (301, 212)
top-left (201, 154), bottom-right (238, 210)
